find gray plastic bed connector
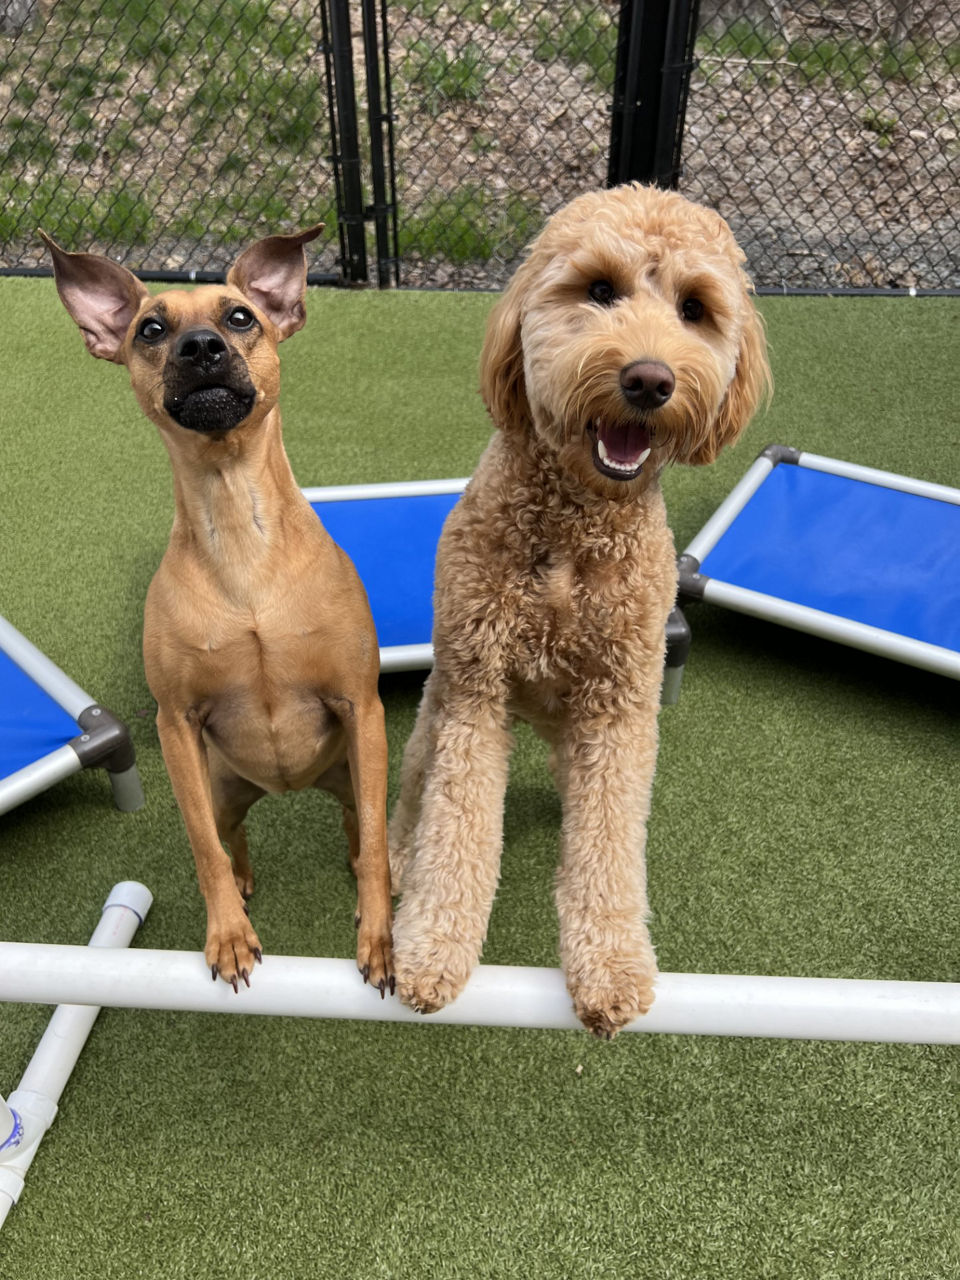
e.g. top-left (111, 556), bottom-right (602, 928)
top-left (70, 707), bottom-right (145, 812)
top-left (676, 553), bottom-right (707, 601)
top-left (759, 443), bottom-right (802, 466)
top-left (661, 606), bottom-right (692, 706)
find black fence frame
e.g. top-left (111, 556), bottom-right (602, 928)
top-left (328, 0), bottom-right (704, 289)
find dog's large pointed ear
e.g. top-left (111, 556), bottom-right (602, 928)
top-left (226, 224), bottom-right (324, 342)
top-left (689, 300), bottom-right (772, 465)
top-left (479, 265), bottom-right (532, 433)
top-left (39, 230), bottom-right (149, 363)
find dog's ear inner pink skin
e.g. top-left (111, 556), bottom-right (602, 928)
top-left (226, 224), bottom-right (325, 342)
top-left (39, 229), bottom-right (149, 364)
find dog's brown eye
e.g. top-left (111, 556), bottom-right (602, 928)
top-left (138, 317), bottom-right (166, 342)
top-left (681, 297), bottom-right (705, 323)
top-left (588, 280), bottom-right (617, 307)
top-left (226, 307), bottom-right (255, 331)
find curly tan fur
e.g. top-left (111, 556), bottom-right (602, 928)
top-left (389, 184), bottom-right (771, 1037)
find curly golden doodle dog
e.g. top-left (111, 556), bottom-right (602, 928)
top-left (389, 183), bottom-right (771, 1037)
top-left (42, 226), bottom-right (394, 998)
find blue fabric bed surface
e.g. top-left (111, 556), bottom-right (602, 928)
top-left (310, 491), bottom-right (461, 649)
top-left (0, 647), bottom-right (80, 779)
top-left (701, 463), bottom-right (960, 652)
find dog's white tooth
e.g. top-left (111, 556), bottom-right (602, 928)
top-left (597, 436), bottom-right (610, 463)
top-left (638, 447), bottom-right (651, 465)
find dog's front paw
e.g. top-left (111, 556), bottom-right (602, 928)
top-left (356, 910), bottom-right (395, 1000)
top-left (567, 954), bottom-right (658, 1040)
top-left (205, 915), bottom-right (263, 992)
top-left (393, 936), bottom-right (478, 1015)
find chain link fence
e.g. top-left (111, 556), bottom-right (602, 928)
top-left (686, 1), bottom-right (959, 290)
top-left (387, 1), bottom-right (619, 286)
top-left (0, 0), bottom-right (957, 290)
top-left (388, 0), bottom-right (959, 290)
top-left (0, 0), bottom-right (343, 276)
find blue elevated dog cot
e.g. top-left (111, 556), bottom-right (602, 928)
top-left (303, 478), bottom-right (468, 672)
top-left (677, 444), bottom-right (960, 681)
top-left (0, 616), bottom-right (144, 817)
top-left (304, 477), bottom-right (691, 701)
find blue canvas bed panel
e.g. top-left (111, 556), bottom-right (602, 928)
top-left (304, 478), bottom-right (692, 703)
top-left (304, 479), bottom-right (468, 672)
top-left (0, 616), bottom-right (144, 817)
top-left (677, 445), bottom-right (960, 681)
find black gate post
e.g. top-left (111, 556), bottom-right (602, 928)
top-left (325, 0), bottom-right (368, 282)
top-left (360, 0), bottom-right (399, 287)
top-left (608, 0), bottom-right (701, 189)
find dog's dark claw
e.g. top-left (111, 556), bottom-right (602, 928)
top-left (389, 975), bottom-right (396, 997)
top-left (230, 975), bottom-right (239, 994)
top-left (361, 964), bottom-right (370, 985)
top-left (253, 947), bottom-right (263, 964)
top-left (241, 968), bottom-right (251, 988)
top-left (378, 978), bottom-right (386, 999)
top-left (211, 964), bottom-right (219, 983)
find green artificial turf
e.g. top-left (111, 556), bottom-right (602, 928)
top-left (0, 279), bottom-right (958, 1279)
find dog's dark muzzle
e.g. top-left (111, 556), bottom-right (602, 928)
top-left (162, 328), bottom-right (257, 433)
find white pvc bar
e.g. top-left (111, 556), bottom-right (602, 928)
top-left (799, 452), bottom-right (960, 506)
top-left (1, 938), bottom-right (958, 1045)
top-left (379, 642), bottom-right (436, 673)
top-left (302, 478), bottom-right (469, 503)
top-left (0, 614), bottom-right (95, 721)
top-left (0, 882), bottom-right (152, 1231)
top-left (682, 454), bottom-right (775, 564)
top-left (0, 746), bottom-right (81, 818)
top-left (702, 578), bottom-right (960, 680)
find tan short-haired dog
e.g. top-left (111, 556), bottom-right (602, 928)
top-left (43, 226), bottom-right (394, 997)
top-left (389, 184), bottom-right (770, 1037)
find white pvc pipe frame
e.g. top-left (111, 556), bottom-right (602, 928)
top-left (0, 882), bottom-right (152, 1230)
top-left (3, 887), bottom-right (959, 1231)
top-left (2, 885), bottom-right (959, 1048)
top-left (681, 451), bottom-right (960, 681)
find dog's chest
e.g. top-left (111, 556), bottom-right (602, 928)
top-left (511, 549), bottom-right (653, 674)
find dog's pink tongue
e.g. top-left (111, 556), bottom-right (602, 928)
top-left (598, 421), bottom-right (651, 465)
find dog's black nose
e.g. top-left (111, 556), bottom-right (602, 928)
top-left (620, 360), bottom-right (675, 410)
top-left (175, 328), bottom-right (227, 371)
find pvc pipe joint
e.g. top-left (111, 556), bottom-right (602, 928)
top-left (0, 882), bottom-right (152, 1231)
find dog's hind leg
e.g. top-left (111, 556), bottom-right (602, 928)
top-left (388, 670), bottom-right (442, 895)
top-left (208, 746), bottom-right (265, 901)
top-left (553, 700), bottom-right (661, 1039)
top-left (392, 687), bottom-right (513, 1014)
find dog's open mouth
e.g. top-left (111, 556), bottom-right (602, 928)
top-left (165, 385), bottom-right (256, 434)
top-left (586, 419), bottom-right (653, 481)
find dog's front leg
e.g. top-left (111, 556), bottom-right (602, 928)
top-left (156, 708), bottom-right (263, 989)
top-left (554, 702), bottom-right (660, 1038)
top-left (392, 689), bottom-right (512, 1014)
top-left (335, 694), bottom-right (394, 995)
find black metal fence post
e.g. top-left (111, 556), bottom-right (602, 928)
top-left (326, 0), bottom-right (368, 283)
top-left (360, 0), bottom-right (399, 287)
top-left (608, 0), bottom-right (701, 189)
